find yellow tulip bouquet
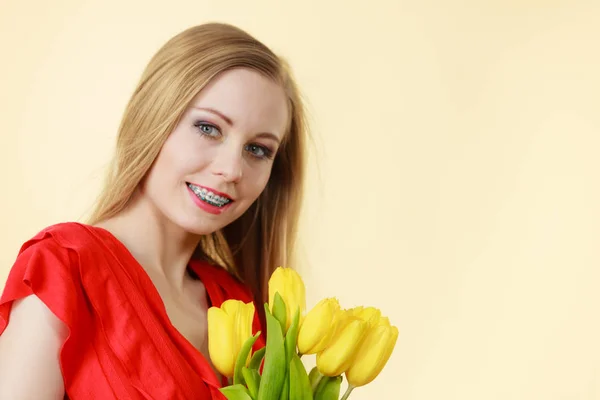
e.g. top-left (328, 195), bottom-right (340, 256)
top-left (208, 267), bottom-right (398, 400)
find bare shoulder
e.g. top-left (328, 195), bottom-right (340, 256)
top-left (0, 295), bottom-right (67, 399)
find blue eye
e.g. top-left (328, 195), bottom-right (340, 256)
top-left (245, 143), bottom-right (274, 160)
top-left (194, 122), bottom-right (221, 138)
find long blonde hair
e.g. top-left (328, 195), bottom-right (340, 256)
top-left (87, 23), bottom-right (307, 306)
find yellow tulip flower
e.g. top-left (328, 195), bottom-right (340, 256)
top-left (268, 266), bottom-right (306, 331)
top-left (316, 310), bottom-right (369, 377)
top-left (207, 299), bottom-right (255, 378)
top-left (297, 297), bottom-right (341, 355)
top-left (348, 306), bottom-right (382, 327)
top-left (346, 319), bottom-right (398, 387)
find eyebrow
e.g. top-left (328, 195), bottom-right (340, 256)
top-left (193, 106), bottom-right (281, 144)
top-left (194, 107), bottom-right (233, 125)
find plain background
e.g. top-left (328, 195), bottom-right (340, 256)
top-left (1, 1), bottom-right (600, 399)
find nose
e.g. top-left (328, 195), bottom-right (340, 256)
top-left (212, 144), bottom-right (243, 183)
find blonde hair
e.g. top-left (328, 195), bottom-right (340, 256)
top-left (87, 23), bottom-right (307, 305)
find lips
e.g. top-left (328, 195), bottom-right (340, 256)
top-left (188, 183), bottom-right (233, 200)
top-left (186, 182), bottom-right (233, 208)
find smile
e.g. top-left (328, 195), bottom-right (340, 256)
top-left (186, 183), bottom-right (232, 208)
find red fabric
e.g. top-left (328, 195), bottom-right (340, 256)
top-left (0, 222), bottom-right (265, 399)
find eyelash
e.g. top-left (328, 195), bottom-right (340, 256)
top-left (193, 121), bottom-right (275, 160)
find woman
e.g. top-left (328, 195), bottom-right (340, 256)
top-left (0, 22), bottom-right (307, 399)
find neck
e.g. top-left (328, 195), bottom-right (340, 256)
top-left (95, 191), bottom-right (201, 290)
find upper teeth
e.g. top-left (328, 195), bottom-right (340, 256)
top-left (188, 184), bottom-right (231, 206)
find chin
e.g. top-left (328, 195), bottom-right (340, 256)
top-left (181, 222), bottom-right (223, 236)
top-left (177, 214), bottom-right (234, 236)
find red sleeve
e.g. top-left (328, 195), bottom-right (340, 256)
top-left (0, 231), bottom-right (90, 383)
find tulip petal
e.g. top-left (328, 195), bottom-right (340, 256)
top-left (268, 267), bottom-right (286, 309)
top-left (297, 298), bottom-right (334, 354)
top-left (298, 298), bottom-right (341, 355)
top-left (316, 318), bottom-right (368, 376)
top-left (268, 267), bottom-right (306, 331)
top-left (240, 303), bottom-right (255, 354)
top-left (346, 325), bottom-right (399, 387)
top-left (350, 306), bottom-right (382, 328)
top-left (222, 299), bottom-right (243, 316)
top-left (208, 307), bottom-right (235, 378)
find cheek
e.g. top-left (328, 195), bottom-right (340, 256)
top-left (160, 134), bottom-right (209, 178)
top-left (149, 152), bottom-right (181, 187)
top-left (243, 167), bottom-right (273, 197)
top-left (151, 137), bottom-right (181, 174)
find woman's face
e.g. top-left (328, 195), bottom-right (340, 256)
top-left (140, 68), bottom-right (289, 235)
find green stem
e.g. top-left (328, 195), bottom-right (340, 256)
top-left (340, 385), bottom-right (355, 400)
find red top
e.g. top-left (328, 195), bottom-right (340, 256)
top-left (0, 222), bottom-right (265, 399)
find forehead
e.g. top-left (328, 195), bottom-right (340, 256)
top-left (190, 68), bottom-right (289, 138)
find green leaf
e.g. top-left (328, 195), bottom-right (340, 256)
top-left (279, 372), bottom-right (290, 400)
top-left (313, 376), bottom-right (342, 400)
top-left (280, 308), bottom-right (299, 400)
top-left (248, 347), bottom-right (266, 371)
top-left (308, 367), bottom-right (322, 392)
top-left (242, 367), bottom-right (261, 400)
top-left (289, 354), bottom-right (313, 400)
top-left (273, 291), bottom-right (287, 334)
top-left (313, 376), bottom-right (329, 397)
top-left (220, 384), bottom-right (253, 400)
top-left (234, 332), bottom-right (261, 386)
top-left (285, 308), bottom-right (300, 364)
top-left (257, 304), bottom-right (287, 400)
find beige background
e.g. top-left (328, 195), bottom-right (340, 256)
top-left (2, 1), bottom-right (600, 399)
